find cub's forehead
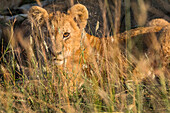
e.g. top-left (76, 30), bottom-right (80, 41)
top-left (50, 12), bottom-right (71, 25)
top-left (49, 11), bottom-right (78, 30)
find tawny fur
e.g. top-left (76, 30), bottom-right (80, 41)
top-left (159, 25), bottom-right (170, 68)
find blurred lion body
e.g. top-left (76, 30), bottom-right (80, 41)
top-left (147, 19), bottom-right (170, 69)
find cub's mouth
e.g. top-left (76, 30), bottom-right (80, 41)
top-left (52, 55), bottom-right (65, 65)
top-left (49, 48), bottom-right (67, 65)
top-left (53, 58), bottom-right (65, 65)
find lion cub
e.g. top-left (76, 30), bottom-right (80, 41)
top-left (28, 4), bottom-right (102, 90)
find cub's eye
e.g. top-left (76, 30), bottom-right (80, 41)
top-left (63, 32), bottom-right (70, 39)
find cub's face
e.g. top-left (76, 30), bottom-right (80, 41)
top-left (28, 4), bottom-right (88, 65)
top-left (49, 12), bottom-right (82, 65)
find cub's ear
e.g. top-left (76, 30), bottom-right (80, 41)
top-left (28, 6), bottom-right (49, 25)
top-left (67, 4), bottom-right (89, 30)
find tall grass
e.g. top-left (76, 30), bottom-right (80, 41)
top-left (0, 0), bottom-right (169, 112)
